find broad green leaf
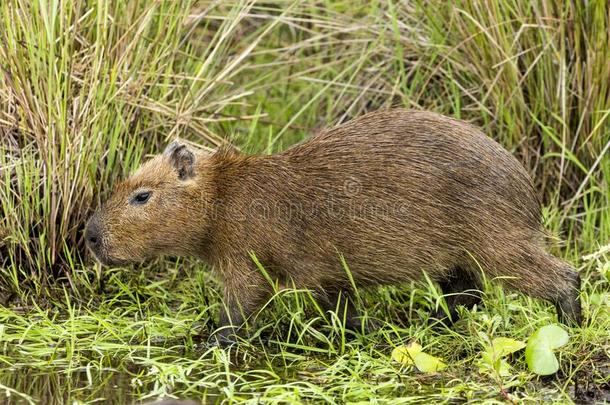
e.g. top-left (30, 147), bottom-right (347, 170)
top-left (491, 337), bottom-right (526, 357)
top-left (392, 342), bottom-right (423, 364)
top-left (525, 324), bottom-right (570, 375)
top-left (526, 342), bottom-right (560, 375)
top-left (478, 337), bottom-right (525, 376)
top-left (497, 359), bottom-right (512, 376)
top-left (392, 342), bottom-right (446, 372)
top-left (531, 324), bottom-right (569, 348)
top-left (411, 351), bottom-right (447, 373)
top-left (479, 352), bottom-right (505, 375)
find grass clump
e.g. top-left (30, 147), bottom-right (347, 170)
top-left (0, 0), bottom-right (608, 403)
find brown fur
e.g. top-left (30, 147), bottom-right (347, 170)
top-left (86, 109), bottom-right (582, 342)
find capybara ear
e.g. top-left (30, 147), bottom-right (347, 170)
top-left (163, 140), bottom-right (182, 157)
top-left (164, 140), bottom-right (195, 180)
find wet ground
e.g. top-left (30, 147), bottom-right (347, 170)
top-left (2, 358), bottom-right (609, 405)
top-left (0, 366), bottom-right (226, 405)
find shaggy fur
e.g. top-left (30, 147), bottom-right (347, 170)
top-left (86, 109), bottom-right (582, 342)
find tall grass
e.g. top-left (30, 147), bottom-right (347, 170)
top-left (1, 0), bottom-right (608, 297)
top-left (0, 0), bottom-right (296, 295)
top-left (407, 0), bottom-right (610, 219)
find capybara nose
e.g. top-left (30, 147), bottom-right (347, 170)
top-left (85, 215), bottom-right (101, 249)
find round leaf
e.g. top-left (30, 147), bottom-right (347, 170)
top-left (525, 324), bottom-right (569, 376)
top-left (525, 343), bottom-right (560, 375)
top-left (391, 342), bottom-right (446, 372)
top-left (530, 324), bottom-right (569, 349)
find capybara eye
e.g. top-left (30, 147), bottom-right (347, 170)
top-left (131, 191), bottom-right (151, 205)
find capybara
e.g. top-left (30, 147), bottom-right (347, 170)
top-left (86, 109), bottom-right (582, 344)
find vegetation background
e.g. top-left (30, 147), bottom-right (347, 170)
top-left (0, 0), bottom-right (608, 403)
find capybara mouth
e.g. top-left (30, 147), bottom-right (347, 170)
top-left (89, 248), bottom-right (129, 267)
top-left (85, 214), bottom-right (130, 266)
top-left (99, 255), bottom-right (129, 267)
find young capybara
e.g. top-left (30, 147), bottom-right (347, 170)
top-left (86, 109), bottom-right (582, 344)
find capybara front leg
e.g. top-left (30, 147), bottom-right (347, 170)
top-left (214, 265), bottom-right (272, 346)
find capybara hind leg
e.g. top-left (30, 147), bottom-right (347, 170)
top-left (528, 253), bottom-right (582, 326)
top-left (493, 246), bottom-right (582, 327)
top-left (431, 266), bottom-right (482, 324)
top-left (555, 272), bottom-right (582, 326)
top-left (318, 289), bottom-right (376, 333)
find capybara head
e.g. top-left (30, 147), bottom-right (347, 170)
top-left (85, 141), bottom-right (211, 266)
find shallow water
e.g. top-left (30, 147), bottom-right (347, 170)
top-left (0, 366), bottom-right (232, 404)
top-left (1, 367), bottom-right (141, 404)
top-left (2, 354), bottom-right (609, 404)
